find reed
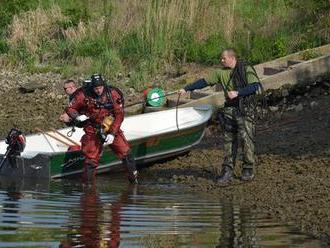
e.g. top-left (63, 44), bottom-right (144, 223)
top-left (8, 6), bottom-right (65, 53)
top-left (1, 0), bottom-right (329, 88)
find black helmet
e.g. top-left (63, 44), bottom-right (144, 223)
top-left (91, 74), bottom-right (105, 87)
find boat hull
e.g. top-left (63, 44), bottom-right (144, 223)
top-left (0, 154), bottom-right (50, 179)
top-left (50, 124), bottom-right (206, 178)
top-left (0, 105), bottom-right (213, 180)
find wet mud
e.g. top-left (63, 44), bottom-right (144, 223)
top-left (0, 70), bottom-right (329, 242)
top-left (145, 86), bottom-right (330, 241)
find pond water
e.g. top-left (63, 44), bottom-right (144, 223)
top-left (0, 175), bottom-right (322, 247)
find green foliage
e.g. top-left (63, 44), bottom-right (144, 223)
top-left (62, 7), bottom-right (90, 27)
top-left (178, 32), bottom-right (228, 65)
top-left (14, 42), bottom-right (33, 64)
top-left (301, 49), bottom-right (320, 61)
top-left (286, 0), bottom-right (330, 17)
top-left (8, 41), bottom-right (35, 67)
top-left (249, 36), bottom-right (275, 64)
top-left (73, 36), bottom-right (108, 57)
top-left (247, 34), bottom-right (290, 64)
top-left (90, 48), bottom-right (124, 80)
top-left (1, 0), bottom-right (330, 90)
top-left (55, 40), bottom-right (74, 60)
top-left (0, 0), bottom-right (39, 31)
top-left (272, 35), bottom-right (288, 58)
top-left (59, 64), bottom-right (76, 78)
top-left (119, 31), bottom-right (149, 63)
top-left (27, 64), bottom-right (61, 74)
top-left (197, 34), bottom-right (228, 64)
top-left (126, 59), bottom-right (156, 90)
top-left (0, 39), bottom-right (9, 54)
top-left (171, 29), bottom-right (194, 62)
top-left (122, 55), bottom-right (165, 90)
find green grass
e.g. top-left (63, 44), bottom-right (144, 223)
top-left (0, 0), bottom-right (329, 89)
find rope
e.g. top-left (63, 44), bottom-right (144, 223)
top-left (171, 93), bottom-right (232, 180)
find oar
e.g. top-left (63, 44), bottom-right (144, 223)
top-left (35, 128), bottom-right (72, 148)
top-left (50, 128), bottom-right (80, 146)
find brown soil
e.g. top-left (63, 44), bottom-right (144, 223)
top-left (0, 68), bottom-right (329, 242)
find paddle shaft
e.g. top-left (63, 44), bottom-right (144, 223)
top-left (50, 128), bottom-right (80, 146)
top-left (35, 128), bottom-right (72, 147)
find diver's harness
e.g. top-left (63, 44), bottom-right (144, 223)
top-left (67, 85), bottom-right (123, 138)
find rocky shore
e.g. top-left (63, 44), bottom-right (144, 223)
top-left (0, 69), bottom-right (329, 243)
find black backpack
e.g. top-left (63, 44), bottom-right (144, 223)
top-left (107, 85), bottom-right (125, 108)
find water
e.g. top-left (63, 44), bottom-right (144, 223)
top-left (0, 175), bottom-right (322, 247)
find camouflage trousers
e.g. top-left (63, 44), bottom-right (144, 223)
top-left (220, 106), bottom-right (255, 169)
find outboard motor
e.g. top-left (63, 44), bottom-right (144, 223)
top-left (0, 128), bottom-right (50, 179)
top-left (0, 128), bottom-right (26, 171)
top-left (5, 128), bottom-right (26, 156)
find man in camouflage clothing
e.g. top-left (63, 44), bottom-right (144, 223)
top-left (180, 48), bottom-right (260, 183)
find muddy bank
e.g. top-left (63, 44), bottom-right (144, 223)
top-left (0, 70), bottom-right (142, 138)
top-left (144, 81), bottom-right (330, 241)
top-left (0, 68), bottom-right (329, 242)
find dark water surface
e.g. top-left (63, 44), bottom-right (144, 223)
top-left (0, 175), bottom-right (321, 247)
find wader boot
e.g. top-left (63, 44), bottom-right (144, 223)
top-left (216, 165), bottom-right (233, 183)
top-left (82, 163), bottom-right (97, 184)
top-left (122, 155), bottom-right (138, 184)
top-left (241, 168), bottom-right (254, 181)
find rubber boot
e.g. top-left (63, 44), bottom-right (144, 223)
top-left (216, 165), bottom-right (233, 184)
top-left (122, 155), bottom-right (138, 184)
top-left (82, 163), bottom-right (97, 184)
top-left (241, 168), bottom-right (254, 181)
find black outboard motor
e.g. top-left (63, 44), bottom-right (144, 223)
top-left (0, 128), bottom-right (50, 180)
top-left (0, 128), bottom-right (26, 170)
top-left (6, 128), bottom-right (26, 156)
top-left (5, 128), bottom-right (26, 156)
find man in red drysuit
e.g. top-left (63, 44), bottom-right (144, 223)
top-left (65, 74), bottom-right (138, 184)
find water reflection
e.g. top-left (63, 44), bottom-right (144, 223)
top-left (1, 191), bottom-right (22, 232)
top-left (0, 175), bottom-right (323, 247)
top-left (60, 178), bottom-right (133, 247)
top-left (217, 202), bottom-right (263, 247)
top-left (0, 174), bottom-right (49, 192)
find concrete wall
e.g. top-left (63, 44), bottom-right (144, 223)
top-left (180, 45), bottom-right (330, 108)
top-left (126, 44), bottom-right (330, 112)
top-left (255, 44), bottom-right (330, 79)
top-left (261, 54), bottom-right (330, 90)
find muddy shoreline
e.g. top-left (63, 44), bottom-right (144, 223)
top-left (0, 70), bottom-right (329, 243)
top-left (144, 82), bottom-right (330, 242)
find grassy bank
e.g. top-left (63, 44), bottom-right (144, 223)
top-left (0, 0), bottom-right (329, 89)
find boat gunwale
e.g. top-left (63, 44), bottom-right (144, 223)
top-left (19, 106), bottom-right (213, 157)
top-left (46, 120), bottom-right (209, 158)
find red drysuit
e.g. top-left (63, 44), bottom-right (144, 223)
top-left (65, 86), bottom-right (130, 168)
